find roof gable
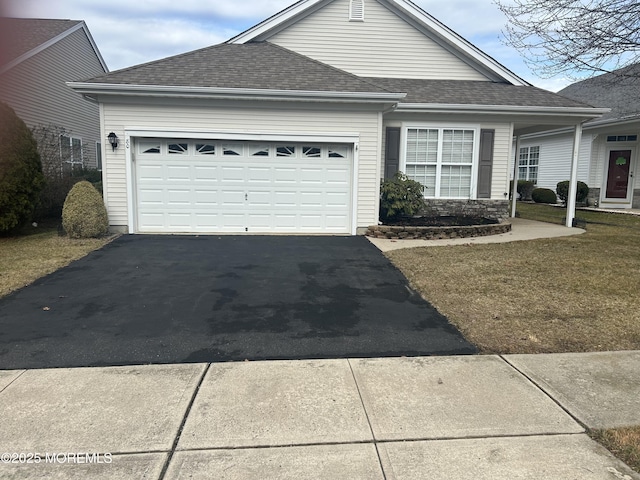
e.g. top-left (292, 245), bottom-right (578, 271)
top-left (0, 18), bottom-right (108, 74)
top-left (228, 0), bottom-right (528, 85)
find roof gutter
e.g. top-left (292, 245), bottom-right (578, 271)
top-left (396, 103), bottom-right (610, 117)
top-left (67, 82), bottom-right (406, 104)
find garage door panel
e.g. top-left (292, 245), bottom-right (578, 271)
top-left (138, 189), bottom-right (165, 205)
top-left (135, 139), bottom-right (352, 234)
top-left (194, 165), bottom-right (219, 181)
top-left (194, 190), bottom-right (219, 206)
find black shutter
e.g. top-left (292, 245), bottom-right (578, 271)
top-left (477, 129), bottom-right (495, 198)
top-left (384, 127), bottom-right (401, 179)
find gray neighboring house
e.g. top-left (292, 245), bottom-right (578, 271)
top-left (69, 0), bottom-right (605, 235)
top-left (0, 18), bottom-right (108, 170)
top-left (517, 64), bottom-right (640, 209)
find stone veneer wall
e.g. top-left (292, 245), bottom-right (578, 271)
top-left (587, 188), bottom-right (601, 207)
top-left (419, 199), bottom-right (510, 223)
top-left (366, 222), bottom-right (511, 240)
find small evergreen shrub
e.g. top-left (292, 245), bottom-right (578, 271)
top-left (62, 180), bottom-right (108, 238)
top-left (518, 180), bottom-right (535, 201)
top-left (556, 180), bottom-right (589, 205)
top-left (531, 188), bottom-right (558, 204)
top-left (380, 172), bottom-right (425, 221)
top-left (0, 102), bottom-right (45, 232)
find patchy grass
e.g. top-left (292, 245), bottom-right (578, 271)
top-left (0, 222), bottom-right (113, 298)
top-left (386, 204), bottom-right (640, 354)
top-left (590, 427), bottom-right (640, 473)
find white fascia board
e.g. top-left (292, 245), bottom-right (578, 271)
top-left (1, 22), bottom-right (108, 75)
top-left (67, 82), bottom-right (405, 104)
top-left (396, 103), bottom-right (609, 117)
top-left (228, 0), bottom-right (326, 44)
top-left (125, 128), bottom-right (360, 144)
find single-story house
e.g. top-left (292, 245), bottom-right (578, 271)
top-left (69, 0), bottom-right (606, 235)
top-left (516, 64), bottom-right (640, 209)
top-left (0, 18), bottom-right (109, 171)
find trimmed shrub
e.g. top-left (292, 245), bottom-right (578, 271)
top-left (380, 172), bottom-right (425, 221)
top-left (518, 180), bottom-right (535, 201)
top-left (556, 180), bottom-right (589, 205)
top-left (531, 188), bottom-right (558, 204)
top-left (0, 102), bottom-right (45, 232)
top-left (62, 180), bottom-right (108, 238)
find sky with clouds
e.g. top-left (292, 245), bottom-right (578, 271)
top-left (4, 0), bottom-right (575, 92)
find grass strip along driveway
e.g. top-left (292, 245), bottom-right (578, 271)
top-left (387, 203), bottom-right (640, 355)
top-left (0, 224), bottom-right (112, 298)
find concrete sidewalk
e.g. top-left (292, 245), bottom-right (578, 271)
top-left (1, 351), bottom-right (639, 479)
top-left (368, 217), bottom-right (585, 251)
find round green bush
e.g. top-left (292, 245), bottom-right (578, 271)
top-left (556, 180), bottom-right (589, 205)
top-left (0, 102), bottom-right (44, 232)
top-left (380, 172), bottom-right (425, 221)
top-left (62, 180), bottom-right (108, 238)
top-left (531, 188), bottom-right (558, 204)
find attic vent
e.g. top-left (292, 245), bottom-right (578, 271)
top-left (349, 0), bottom-right (365, 21)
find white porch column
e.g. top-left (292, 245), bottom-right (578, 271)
top-left (511, 135), bottom-right (521, 218)
top-left (566, 123), bottom-right (583, 228)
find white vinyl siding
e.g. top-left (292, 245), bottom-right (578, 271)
top-left (268, 0), bottom-right (489, 80)
top-left (100, 99), bottom-right (381, 231)
top-left (0, 28), bottom-right (106, 168)
top-left (516, 133), bottom-right (592, 191)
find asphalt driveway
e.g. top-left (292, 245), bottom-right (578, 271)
top-left (0, 236), bottom-right (475, 369)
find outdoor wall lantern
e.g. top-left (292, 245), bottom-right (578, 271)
top-left (107, 132), bottom-right (119, 151)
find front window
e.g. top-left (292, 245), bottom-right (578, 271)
top-left (405, 127), bottom-right (475, 198)
top-left (518, 146), bottom-right (539, 183)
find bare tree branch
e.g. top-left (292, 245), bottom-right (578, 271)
top-left (495, 0), bottom-right (640, 80)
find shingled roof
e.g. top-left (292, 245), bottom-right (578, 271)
top-left (0, 18), bottom-right (82, 67)
top-left (558, 64), bottom-right (640, 121)
top-left (363, 77), bottom-right (593, 108)
top-left (82, 42), bottom-right (392, 94)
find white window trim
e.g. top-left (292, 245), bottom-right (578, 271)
top-left (400, 124), bottom-right (480, 200)
top-left (518, 145), bottom-right (539, 183)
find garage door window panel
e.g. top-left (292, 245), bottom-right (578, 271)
top-left (139, 140), bottom-right (161, 154)
top-left (277, 146), bottom-right (296, 157)
top-left (195, 143), bottom-right (216, 155)
top-left (168, 143), bottom-right (188, 155)
top-left (223, 144), bottom-right (243, 156)
top-left (250, 145), bottom-right (270, 157)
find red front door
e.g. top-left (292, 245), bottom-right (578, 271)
top-left (606, 150), bottom-right (632, 199)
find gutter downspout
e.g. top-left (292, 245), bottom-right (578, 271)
top-left (566, 122), bottom-right (584, 228)
top-left (511, 135), bottom-right (521, 218)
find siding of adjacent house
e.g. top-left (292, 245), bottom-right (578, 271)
top-left (381, 114), bottom-right (513, 199)
top-left (0, 27), bottom-right (105, 167)
top-left (267, 0), bottom-right (489, 80)
top-left (100, 98), bottom-right (381, 229)
top-left (517, 133), bottom-right (592, 190)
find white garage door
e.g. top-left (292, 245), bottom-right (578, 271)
top-left (134, 139), bottom-right (353, 234)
